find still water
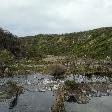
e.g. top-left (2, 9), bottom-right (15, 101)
top-left (0, 73), bottom-right (112, 112)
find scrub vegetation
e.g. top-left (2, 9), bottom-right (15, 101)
top-left (0, 27), bottom-right (112, 77)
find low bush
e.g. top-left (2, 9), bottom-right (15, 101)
top-left (64, 80), bottom-right (78, 90)
top-left (49, 64), bottom-right (66, 78)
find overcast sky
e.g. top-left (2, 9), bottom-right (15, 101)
top-left (0, 0), bottom-right (112, 36)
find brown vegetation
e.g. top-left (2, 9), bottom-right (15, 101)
top-left (49, 64), bottom-right (66, 78)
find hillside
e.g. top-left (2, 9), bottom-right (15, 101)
top-left (21, 27), bottom-right (112, 60)
top-left (0, 28), bottom-right (22, 57)
top-left (0, 27), bottom-right (112, 77)
top-left (0, 28), bottom-right (26, 77)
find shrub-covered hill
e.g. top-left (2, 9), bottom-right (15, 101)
top-left (21, 27), bottom-right (112, 60)
top-left (0, 28), bottom-right (34, 77)
top-left (0, 27), bottom-right (112, 76)
top-left (0, 27), bottom-right (112, 60)
top-left (0, 28), bottom-right (22, 57)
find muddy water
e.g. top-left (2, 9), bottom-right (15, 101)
top-left (0, 73), bottom-right (112, 112)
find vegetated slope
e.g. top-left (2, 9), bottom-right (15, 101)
top-left (0, 28), bottom-right (30, 77)
top-left (21, 27), bottom-right (112, 60)
top-left (0, 28), bottom-right (22, 57)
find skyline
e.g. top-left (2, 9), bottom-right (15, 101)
top-left (0, 0), bottom-right (112, 36)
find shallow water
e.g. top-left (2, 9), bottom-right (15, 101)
top-left (0, 91), bottom-right (53, 112)
top-left (0, 74), bottom-right (55, 112)
top-left (0, 73), bottom-right (112, 112)
top-left (65, 96), bottom-right (112, 112)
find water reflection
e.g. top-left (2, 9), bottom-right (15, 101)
top-left (65, 81), bottom-right (112, 104)
top-left (65, 73), bottom-right (112, 105)
top-left (9, 94), bottom-right (18, 109)
top-left (0, 73), bottom-right (112, 112)
top-left (0, 74), bottom-right (55, 112)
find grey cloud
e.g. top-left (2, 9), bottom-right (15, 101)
top-left (0, 0), bottom-right (112, 36)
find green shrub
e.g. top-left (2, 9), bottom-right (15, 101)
top-left (64, 80), bottom-right (78, 90)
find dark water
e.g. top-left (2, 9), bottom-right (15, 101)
top-left (0, 73), bottom-right (112, 112)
